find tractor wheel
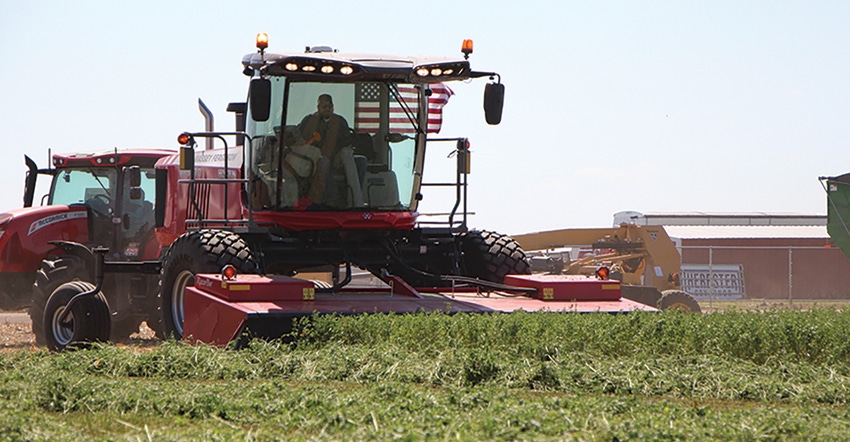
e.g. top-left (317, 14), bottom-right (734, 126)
top-left (30, 256), bottom-right (90, 346)
top-left (659, 290), bottom-right (701, 313)
top-left (42, 281), bottom-right (111, 351)
top-left (460, 230), bottom-right (531, 283)
top-left (157, 229), bottom-right (258, 340)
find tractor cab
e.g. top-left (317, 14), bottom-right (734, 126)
top-left (247, 79), bottom-right (419, 212)
top-left (233, 35), bottom-right (504, 230)
top-left (40, 151), bottom-right (165, 261)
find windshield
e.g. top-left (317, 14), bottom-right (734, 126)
top-left (50, 168), bottom-right (117, 206)
top-left (247, 79), bottom-right (421, 211)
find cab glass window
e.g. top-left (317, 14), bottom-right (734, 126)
top-left (50, 168), bottom-right (117, 206)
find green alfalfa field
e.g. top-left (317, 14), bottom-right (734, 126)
top-left (2, 309), bottom-right (850, 440)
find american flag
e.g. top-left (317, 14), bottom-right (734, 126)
top-left (355, 83), bottom-right (454, 134)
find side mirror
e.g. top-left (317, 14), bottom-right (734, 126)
top-left (126, 166), bottom-right (142, 200)
top-left (127, 166), bottom-right (141, 187)
top-left (249, 78), bottom-right (271, 122)
top-left (483, 82), bottom-right (505, 125)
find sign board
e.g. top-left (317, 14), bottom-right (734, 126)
top-left (680, 263), bottom-right (745, 300)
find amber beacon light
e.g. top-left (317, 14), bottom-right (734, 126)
top-left (461, 39), bottom-right (473, 59)
top-left (256, 33), bottom-right (269, 50)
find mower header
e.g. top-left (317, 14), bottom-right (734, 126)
top-left (183, 271), bottom-right (656, 347)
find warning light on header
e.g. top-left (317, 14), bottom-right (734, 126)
top-left (595, 266), bottom-right (610, 280)
top-left (222, 264), bottom-right (237, 281)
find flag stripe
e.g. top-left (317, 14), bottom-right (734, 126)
top-left (355, 83), bottom-right (453, 134)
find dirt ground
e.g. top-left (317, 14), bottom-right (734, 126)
top-left (0, 310), bottom-right (157, 352)
top-left (0, 321), bottom-right (36, 350)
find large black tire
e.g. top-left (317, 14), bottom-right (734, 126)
top-left (460, 230), bottom-right (531, 283)
top-left (157, 229), bottom-right (258, 340)
top-left (42, 281), bottom-right (111, 351)
top-left (659, 290), bottom-right (702, 313)
top-left (30, 256), bottom-right (90, 346)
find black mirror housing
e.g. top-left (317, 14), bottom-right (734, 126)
top-left (484, 82), bottom-right (505, 125)
top-left (249, 78), bottom-right (271, 122)
top-left (127, 166), bottom-right (141, 188)
top-left (126, 166), bottom-right (143, 200)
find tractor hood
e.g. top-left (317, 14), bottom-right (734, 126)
top-left (0, 205), bottom-right (88, 273)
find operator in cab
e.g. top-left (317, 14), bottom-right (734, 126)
top-left (297, 94), bottom-right (364, 207)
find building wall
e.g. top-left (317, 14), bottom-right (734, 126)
top-left (681, 237), bottom-right (850, 299)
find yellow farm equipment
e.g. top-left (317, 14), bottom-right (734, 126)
top-left (513, 223), bottom-right (701, 312)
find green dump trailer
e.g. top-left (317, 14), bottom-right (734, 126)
top-left (822, 174), bottom-right (850, 260)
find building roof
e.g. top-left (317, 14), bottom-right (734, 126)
top-left (614, 211), bottom-right (826, 227)
top-left (613, 211), bottom-right (829, 239)
top-left (663, 225), bottom-right (828, 239)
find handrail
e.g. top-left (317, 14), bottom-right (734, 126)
top-left (418, 137), bottom-right (469, 233)
top-left (180, 131), bottom-right (253, 228)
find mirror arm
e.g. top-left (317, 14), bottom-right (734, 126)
top-left (469, 71), bottom-right (500, 82)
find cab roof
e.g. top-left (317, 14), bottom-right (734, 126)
top-left (52, 148), bottom-right (175, 168)
top-left (242, 47), bottom-right (484, 83)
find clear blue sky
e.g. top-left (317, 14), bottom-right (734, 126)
top-left (1, 1), bottom-right (848, 235)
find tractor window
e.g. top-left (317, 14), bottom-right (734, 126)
top-left (285, 83), bottom-right (356, 127)
top-left (50, 168), bottom-right (117, 206)
top-left (246, 79), bottom-right (420, 211)
top-left (121, 168), bottom-right (156, 213)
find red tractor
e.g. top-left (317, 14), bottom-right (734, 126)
top-left (0, 150), bottom-right (172, 347)
top-left (26, 35), bottom-right (652, 350)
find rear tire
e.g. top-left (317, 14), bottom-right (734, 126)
top-left (157, 229), bottom-right (258, 340)
top-left (42, 281), bottom-right (111, 351)
top-left (659, 290), bottom-right (701, 313)
top-left (460, 230), bottom-right (531, 283)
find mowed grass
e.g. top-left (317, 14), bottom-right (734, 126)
top-left (2, 310), bottom-right (850, 440)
